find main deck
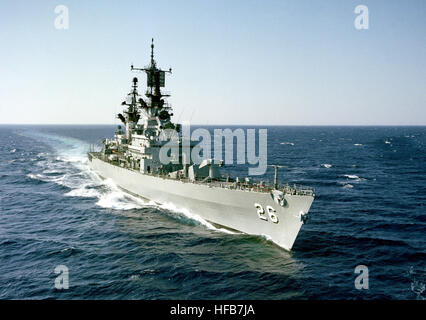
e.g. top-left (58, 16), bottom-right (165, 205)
top-left (88, 152), bottom-right (315, 197)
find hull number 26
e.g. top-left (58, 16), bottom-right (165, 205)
top-left (254, 203), bottom-right (279, 223)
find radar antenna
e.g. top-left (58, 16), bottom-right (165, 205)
top-left (130, 38), bottom-right (173, 109)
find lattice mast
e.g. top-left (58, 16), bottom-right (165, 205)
top-left (131, 38), bottom-right (172, 116)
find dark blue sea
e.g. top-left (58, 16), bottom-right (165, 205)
top-left (0, 125), bottom-right (425, 299)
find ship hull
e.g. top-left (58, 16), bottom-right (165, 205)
top-left (88, 155), bottom-right (314, 250)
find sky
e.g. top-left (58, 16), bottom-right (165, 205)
top-left (0, 0), bottom-right (425, 125)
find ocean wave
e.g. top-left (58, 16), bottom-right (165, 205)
top-left (344, 174), bottom-right (359, 179)
top-left (338, 175), bottom-right (366, 184)
top-left (3, 125), bottom-right (425, 300)
top-left (36, 152), bottom-right (49, 158)
top-left (354, 144), bottom-right (363, 146)
top-left (408, 267), bottom-right (425, 300)
top-left (56, 155), bottom-right (88, 164)
top-left (95, 185), bottom-right (147, 210)
top-left (90, 176), bottom-right (236, 235)
top-left (42, 169), bottom-right (63, 175)
top-left (27, 173), bottom-right (51, 183)
top-left (260, 234), bottom-right (273, 242)
top-left (343, 174), bottom-right (366, 181)
top-left (64, 183), bottom-right (102, 198)
top-left (59, 171), bottom-right (147, 210)
top-left (24, 131), bottom-right (96, 193)
top-left (280, 142), bottom-right (294, 146)
top-left (89, 177), bottom-right (237, 235)
top-left (23, 131), bottom-right (235, 236)
top-left (157, 201), bottom-right (236, 235)
top-left (321, 164), bottom-right (332, 168)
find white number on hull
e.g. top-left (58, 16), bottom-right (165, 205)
top-left (254, 204), bottom-right (279, 223)
top-left (254, 203), bottom-right (268, 221)
top-left (266, 206), bottom-right (278, 223)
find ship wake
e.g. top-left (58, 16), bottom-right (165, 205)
top-left (24, 130), bottom-right (236, 235)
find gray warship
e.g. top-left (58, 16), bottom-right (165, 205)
top-left (88, 39), bottom-right (315, 250)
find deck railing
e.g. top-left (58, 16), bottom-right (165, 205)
top-left (88, 152), bottom-right (315, 196)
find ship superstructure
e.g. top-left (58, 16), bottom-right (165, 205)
top-left (88, 39), bottom-right (315, 250)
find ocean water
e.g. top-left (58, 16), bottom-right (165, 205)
top-left (0, 125), bottom-right (425, 300)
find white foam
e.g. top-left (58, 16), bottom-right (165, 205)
top-left (260, 234), bottom-right (273, 242)
top-left (344, 174), bottom-right (359, 179)
top-left (385, 140), bottom-right (391, 144)
top-left (354, 144), bottom-right (363, 146)
top-left (260, 234), bottom-right (291, 250)
top-left (342, 174), bottom-right (366, 182)
top-left (280, 142), bottom-right (294, 146)
top-left (65, 178), bottom-right (146, 210)
top-left (36, 152), bottom-right (48, 157)
top-left (343, 184), bottom-right (353, 189)
top-left (90, 179), bottom-right (235, 234)
top-left (96, 191), bottom-right (145, 210)
top-left (24, 130), bottom-right (237, 235)
top-left (88, 177), bottom-right (236, 234)
top-left (10, 149), bottom-right (16, 153)
top-left (58, 155), bottom-right (88, 164)
top-left (321, 164), bottom-right (332, 168)
top-left (156, 201), bottom-right (236, 234)
top-left (42, 169), bottom-right (62, 174)
top-left (64, 185), bottom-right (101, 198)
top-left (27, 173), bottom-right (51, 182)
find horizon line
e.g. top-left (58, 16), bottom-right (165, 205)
top-left (0, 123), bottom-right (425, 127)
